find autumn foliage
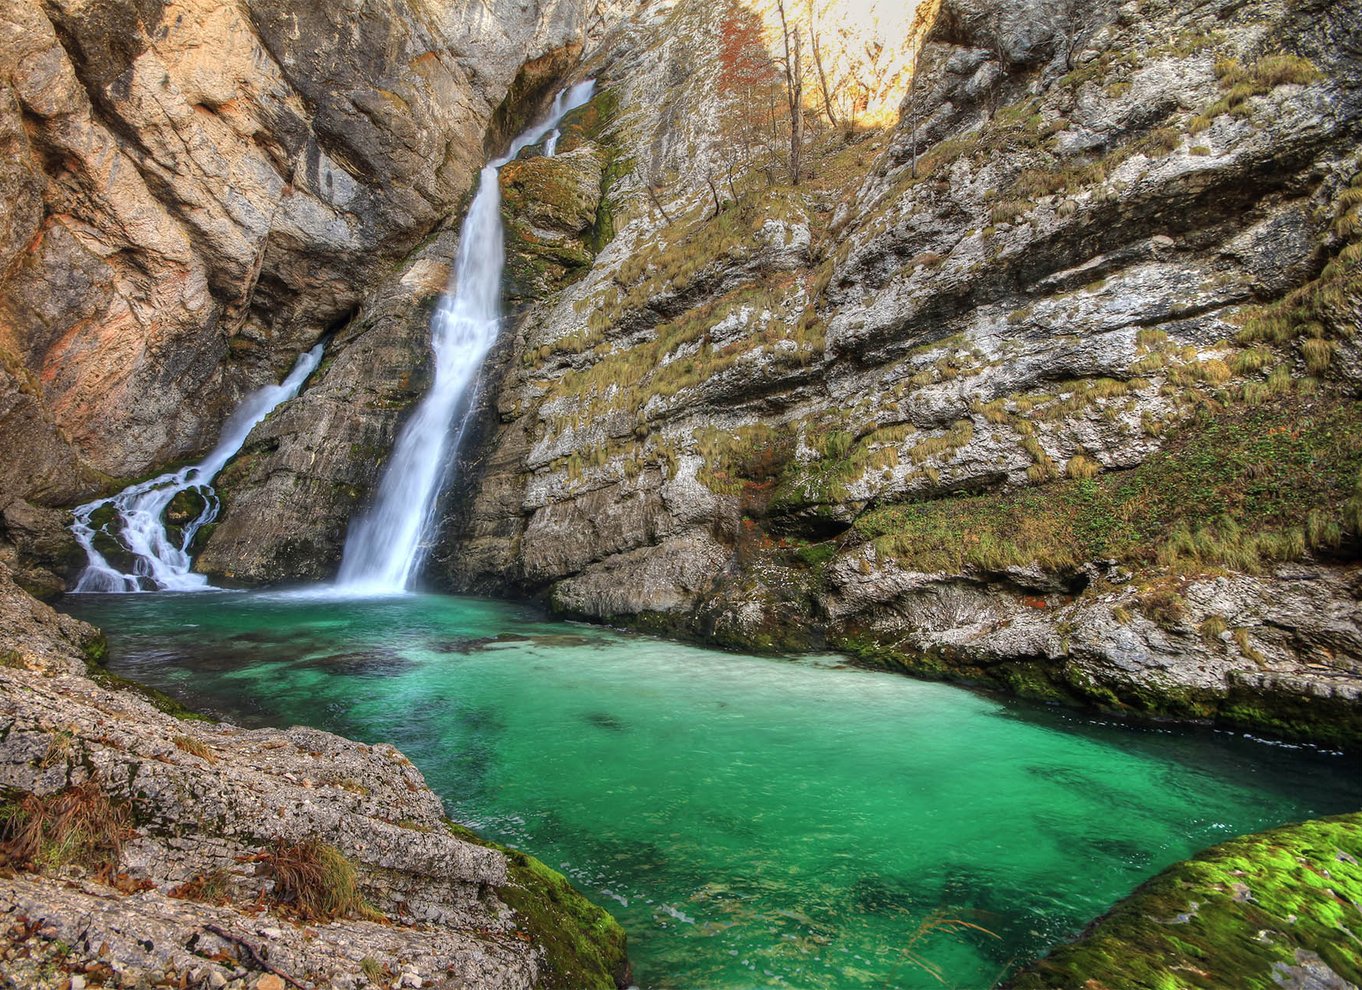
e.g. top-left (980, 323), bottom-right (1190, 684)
top-left (718, 2), bottom-right (778, 96)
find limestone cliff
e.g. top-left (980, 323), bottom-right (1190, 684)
top-left (0, 0), bottom-right (620, 592)
top-left (425, 0), bottom-right (1362, 745)
top-left (4, 0), bottom-right (1361, 748)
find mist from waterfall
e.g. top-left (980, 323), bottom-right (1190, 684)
top-left (70, 343), bottom-right (325, 593)
top-left (336, 80), bottom-right (596, 594)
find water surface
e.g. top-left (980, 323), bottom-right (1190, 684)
top-left (64, 591), bottom-right (1362, 989)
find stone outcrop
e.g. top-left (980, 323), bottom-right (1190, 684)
top-left (501, 146), bottom-right (606, 303)
top-left (0, 0), bottom-right (623, 589)
top-left (0, 561), bottom-right (629, 988)
top-left (1005, 810), bottom-right (1362, 988)
top-left (423, 0), bottom-right (1362, 745)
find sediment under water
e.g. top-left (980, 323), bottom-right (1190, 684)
top-left (63, 591), bottom-right (1362, 989)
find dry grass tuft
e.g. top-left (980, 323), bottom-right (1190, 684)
top-left (260, 839), bottom-right (380, 922)
top-left (1199, 615), bottom-right (1228, 642)
top-left (1066, 454), bottom-right (1100, 480)
top-left (173, 734), bottom-right (216, 763)
top-left (169, 867), bottom-right (235, 904)
top-left (1233, 627), bottom-right (1265, 664)
top-left (0, 782), bottom-right (131, 873)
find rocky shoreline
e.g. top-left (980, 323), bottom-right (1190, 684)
top-left (0, 564), bottom-right (629, 989)
top-left (5, 565), bottom-right (1359, 989)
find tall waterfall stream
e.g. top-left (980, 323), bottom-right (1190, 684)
top-left (70, 82), bottom-right (594, 595)
top-left (337, 81), bottom-right (597, 593)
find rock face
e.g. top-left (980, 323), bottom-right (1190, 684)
top-left (427, 0), bottom-right (1362, 745)
top-left (501, 146), bottom-right (606, 303)
top-left (3, 0), bottom-right (1361, 745)
top-left (1005, 810), bottom-right (1362, 988)
top-left (0, 561), bottom-right (629, 988)
top-left (0, 0), bottom-right (623, 589)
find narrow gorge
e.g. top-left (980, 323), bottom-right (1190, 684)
top-left (2, 0), bottom-right (1360, 987)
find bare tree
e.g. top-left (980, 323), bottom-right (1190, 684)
top-left (776, 0), bottom-right (804, 185)
top-left (1045, 0), bottom-right (1087, 72)
top-left (974, 6), bottom-right (1008, 118)
top-left (705, 172), bottom-right (723, 218)
top-left (808, 11), bottom-right (839, 130)
top-left (645, 181), bottom-right (674, 224)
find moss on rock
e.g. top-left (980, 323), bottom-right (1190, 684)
top-left (501, 149), bottom-right (606, 302)
top-left (1006, 812), bottom-right (1362, 989)
top-left (853, 395), bottom-right (1362, 578)
top-left (445, 821), bottom-right (630, 989)
top-left (81, 634), bottom-right (214, 723)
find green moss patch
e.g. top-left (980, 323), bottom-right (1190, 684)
top-left (1007, 811), bottom-right (1362, 989)
top-left (82, 634), bottom-right (214, 722)
top-left (855, 394), bottom-right (1362, 575)
top-left (445, 821), bottom-right (629, 988)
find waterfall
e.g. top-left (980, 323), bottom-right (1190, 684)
top-left (70, 343), bottom-right (325, 593)
top-left (336, 80), bottom-right (596, 594)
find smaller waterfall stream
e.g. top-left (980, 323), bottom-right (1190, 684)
top-left (336, 80), bottom-right (596, 594)
top-left (70, 344), bottom-right (324, 592)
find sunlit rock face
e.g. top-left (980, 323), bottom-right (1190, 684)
top-left (739, 0), bottom-right (939, 128)
top-left (0, 0), bottom-right (623, 587)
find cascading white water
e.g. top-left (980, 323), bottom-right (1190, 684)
top-left (336, 80), bottom-right (596, 594)
top-left (70, 343), bottom-right (325, 592)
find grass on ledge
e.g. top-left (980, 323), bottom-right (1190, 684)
top-left (854, 394), bottom-right (1362, 575)
top-left (0, 782), bottom-right (131, 874)
top-left (259, 839), bottom-right (381, 923)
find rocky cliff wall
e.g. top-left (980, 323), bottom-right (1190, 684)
top-left (431, 0), bottom-right (1362, 746)
top-left (6, 0), bottom-right (1360, 746)
top-left (0, 0), bottom-right (621, 592)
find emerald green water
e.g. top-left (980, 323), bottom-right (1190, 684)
top-left (64, 591), bottom-right (1361, 989)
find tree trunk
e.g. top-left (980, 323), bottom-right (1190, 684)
top-left (791, 31), bottom-right (803, 185)
top-left (776, 0), bottom-right (803, 186)
top-left (907, 64), bottom-right (921, 179)
top-left (811, 29), bottom-right (838, 129)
